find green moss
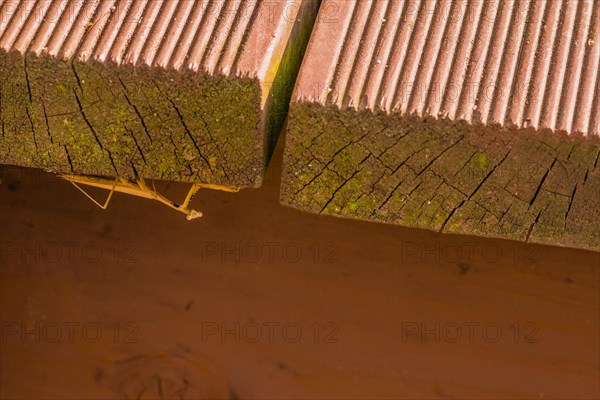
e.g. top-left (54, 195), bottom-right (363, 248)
top-left (1, 50), bottom-right (266, 186)
top-left (476, 152), bottom-right (489, 170)
top-left (346, 199), bottom-right (359, 212)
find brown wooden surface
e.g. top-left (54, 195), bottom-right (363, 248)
top-left (1, 153), bottom-right (598, 399)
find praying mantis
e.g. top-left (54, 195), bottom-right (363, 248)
top-left (60, 174), bottom-right (240, 220)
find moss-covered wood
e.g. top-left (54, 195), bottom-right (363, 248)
top-left (0, 50), bottom-right (263, 187)
top-left (0, 0), bottom-right (319, 189)
top-left (281, 103), bottom-right (600, 252)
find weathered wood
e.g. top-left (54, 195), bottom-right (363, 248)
top-left (281, 0), bottom-right (600, 251)
top-left (0, 0), bottom-right (319, 187)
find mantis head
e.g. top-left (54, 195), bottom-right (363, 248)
top-left (186, 209), bottom-right (203, 220)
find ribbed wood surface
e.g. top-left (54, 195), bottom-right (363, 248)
top-left (0, 0), bottom-right (299, 80)
top-left (295, 0), bottom-right (600, 137)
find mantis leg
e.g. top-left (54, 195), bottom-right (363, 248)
top-left (69, 178), bottom-right (118, 209)
top-left (193, 183), bottom-right (240, 193)
top-left (135, 178), bottom-right (203, 219)
top-left (181, 184), bottom-right (202, 209)
top-left (136, 178), bottom-right (201, 210)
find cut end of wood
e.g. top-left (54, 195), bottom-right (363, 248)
top-left (281, 103), bottom-right (600, 252)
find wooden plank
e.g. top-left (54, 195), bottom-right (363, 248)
top-left (0, 0), bottom-right (319, 187)
top-left (281, 0), bottom-right (600, 251)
